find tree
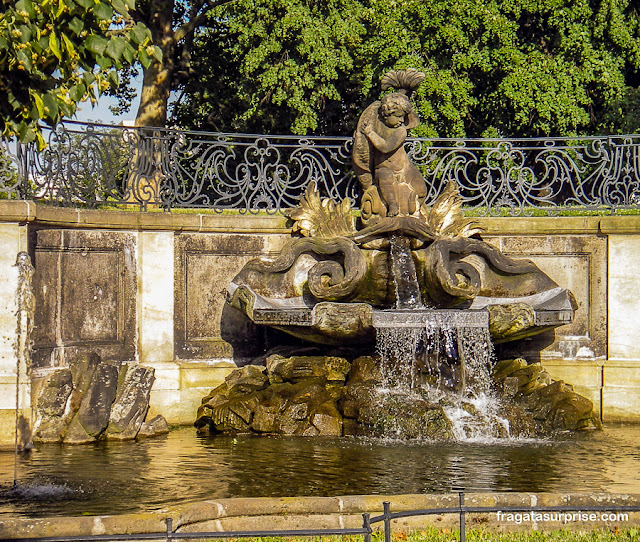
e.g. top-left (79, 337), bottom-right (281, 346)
top-left (400, 0), bottom-right (640, 138)
top-left (126, 0), bottom-right (234, 127)
top-left (171, 0), bottom-right (381, 135)
top-left (170, 0), bottom-right (640, 138)
top-left (0, 0), bottom-right (160, 146)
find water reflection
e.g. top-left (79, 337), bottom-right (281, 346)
top-left (1, 424), bottom-right (639, 518)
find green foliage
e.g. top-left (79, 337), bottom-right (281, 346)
top-left (0, 141), bottom-right (18, 198)
top-left (172, 0), bottom-right (374, 135)
top-left (171, 0), bottom-right (640, 138)
top-left (0, 0), bottom-right (160, 146)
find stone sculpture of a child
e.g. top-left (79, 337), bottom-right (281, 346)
top-left (353, 69), bottom-right (427, 220)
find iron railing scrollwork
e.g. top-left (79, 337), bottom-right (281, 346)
top-left (1, 120), bottom-right (640, 215)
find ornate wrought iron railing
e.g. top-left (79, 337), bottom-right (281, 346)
top-left (1, 120), bottom-right (640, 215)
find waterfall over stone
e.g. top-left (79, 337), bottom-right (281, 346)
top-left (373, 307), bottom-right (513, 440)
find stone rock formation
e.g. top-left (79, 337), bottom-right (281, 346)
top-left (138, 415), bottom-right (170, 438)
top-left (195, 356), bottom-right (350, 436)
top-left (492, 358), bottom-right (602, 432)
top-left (33, 353), bottom-right (169, 444)
top-left (195, 354), bottom-right (599, 439)
top-left (106, 363), bottom-right (158, 440)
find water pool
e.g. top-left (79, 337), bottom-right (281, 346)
top-left (1, 424), bottom-right (639, 518)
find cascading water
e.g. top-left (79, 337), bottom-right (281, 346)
top-left (13, 252), bottom-right (34, 485)
top-left (373, 277), bottom-right (512, 441)
top-left (0, 252), bottom-right (55, 506)
top-left (375, 326), bottom-right (422, 389)
top-left (389, 234), bottom-right (423, 310)
top-left (435, 323), bottom-right (512, 440)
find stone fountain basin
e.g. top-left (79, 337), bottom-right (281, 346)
top-left (227, 283), bottom-right (575, 345)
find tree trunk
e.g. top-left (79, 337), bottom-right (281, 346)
top-left (136, 59), bottom-right (173, 127)
top-left (135, 0), bottom-right (176, 128)
top-left (127, 0), bottom-right (176, 206)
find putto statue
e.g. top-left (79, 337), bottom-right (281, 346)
top-left (353, 68), bottom-right (427, 223)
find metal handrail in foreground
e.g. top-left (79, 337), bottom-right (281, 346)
top-left (3, 493), bottom-right (640, 542)
top-left (2, 520), bottom-right (375, 542)
top-left (375, 495), bottom-right (640, 542)
top-left (2, 121), bottom-right (640, 215)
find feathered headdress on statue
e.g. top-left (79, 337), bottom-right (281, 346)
top-left (380, 68), bottom-right (425, 98)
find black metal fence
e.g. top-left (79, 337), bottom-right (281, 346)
top-left (3, 493), bottom-right (640, 542)
top-left (2, 121), bottom-right (640, 215)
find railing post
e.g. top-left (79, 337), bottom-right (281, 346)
top-left (362, 512), bottom-right (372, 542)
top-left (459, 492), bottom-right (465, 542)
top-left (165, 517), bottom-right (173, 541)
top-left (383, 501), bottom-right (391, 542)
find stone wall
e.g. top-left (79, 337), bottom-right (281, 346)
top-left (0, 202), bottom-right (639, 445)
top-left (0, 218), bottom-right (30, 448)
top-left (32, 229), bottom-right (137, 368)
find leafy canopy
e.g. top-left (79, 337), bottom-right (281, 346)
top-left (0, 0), bottom-right (161, 145)
top-left (171, 0), bottom-right (640, 138)
top-left (172, 0), bottom-right (371, 135)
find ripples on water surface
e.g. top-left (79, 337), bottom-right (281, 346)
top-left (1, 424), bottom-right (639, 518)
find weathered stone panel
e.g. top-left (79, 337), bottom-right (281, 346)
top-left (486, 234), bottom-right (607, 361)
top-left (174, 233), bottom-right (288, 360)
top-left (32, 230), bottom-right (137, 368)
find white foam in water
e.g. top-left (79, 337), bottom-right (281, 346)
top-left (442, 393), bottom-right (511, 443)
top-left (4, 482), bottom-right (79, 501)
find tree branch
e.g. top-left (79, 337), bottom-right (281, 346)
top-left (174, 0), bottom-right (235, 42)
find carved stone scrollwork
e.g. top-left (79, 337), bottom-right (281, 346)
top-left (419, 237), bottom-right (554, 307)
top-left (421, 240), bottom-right (483, 305)
top-left (229, 174), bottom-right (575, 344)
top-left (246, 237), bottom-right (366, 302)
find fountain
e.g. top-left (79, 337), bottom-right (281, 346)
top-left (0, 71), bottom-right (629, 538)
top-left (196, 70), bottom-right (598, 439)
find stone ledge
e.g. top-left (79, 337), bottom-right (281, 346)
top-left (2, 493), bottom-right (639, 538)
top-left (479, 216), bottom-right (603, 235)
top-left (5, 201), bottom-right (640, 235)
top-left (604, 359), bottom-right (640, 368)
top-left (541, 359), bottom-right (606, 368)
top-left (0, 200), bottom-right (36, 223)
top-left (599, 216), bottom-right (640, 234)
top-left (0, 201), bottom-right (290, 233)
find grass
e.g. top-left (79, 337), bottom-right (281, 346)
top-left (462, 207), bottom-right (640, 217)
top-left (86, 203), bottom-right (640, 217)
top-left (210, 528), bottom-right (640, 542)
top-left (94, 204), bottom-right (284, 216)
